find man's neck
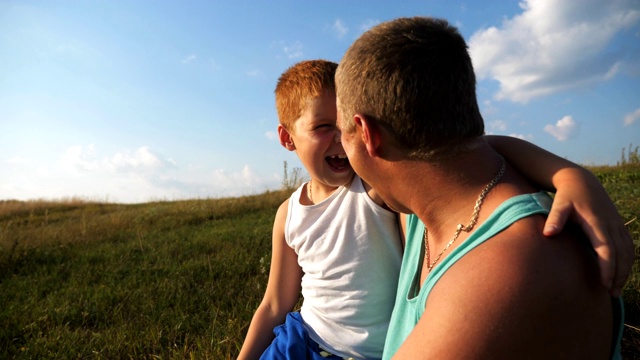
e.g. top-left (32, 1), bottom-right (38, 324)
top-left (400, 146), bottom-right (509, 247)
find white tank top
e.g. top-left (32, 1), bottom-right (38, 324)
top-left (285, 175), bottom-right (402, 359)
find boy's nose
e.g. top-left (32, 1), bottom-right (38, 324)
top-left (334, 130), bottom-right (342, 143)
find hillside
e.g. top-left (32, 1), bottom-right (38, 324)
top-left (0, 165), bottom-right (638, 359)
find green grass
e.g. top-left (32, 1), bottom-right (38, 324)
top-left (589, 163), bottom-right (640, 358)
top-left (0, 165), bottom-right (638, 359)
top-left (0, 192), bottom-right (286, 359)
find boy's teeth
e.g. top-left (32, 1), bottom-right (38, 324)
top-left (326, 154), bottom-right (350, 169)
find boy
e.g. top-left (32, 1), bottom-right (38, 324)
top-left (239, 59), bottom-right (632, 359)
top-left (240, 60), bottom-right (401, 359)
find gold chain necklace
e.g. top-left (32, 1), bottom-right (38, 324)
top-left (307, 180), bottom-right (313, 203)
top-left (424, 156), bottom-right (506, 273)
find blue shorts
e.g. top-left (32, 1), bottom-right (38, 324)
top-left (260, 312), bottom-right (344, 360)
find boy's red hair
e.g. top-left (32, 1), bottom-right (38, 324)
top-left (275, 60), bottom-right (338, 130)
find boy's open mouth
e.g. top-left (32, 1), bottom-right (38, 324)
top-left (326, 154), bottom-right (350, 170)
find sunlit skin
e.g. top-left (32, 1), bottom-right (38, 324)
top-left (279, 91), bottom-right (354, 203)
top-left (335, 111), bottom-right (367, 191)
top-left (336, 106), bottom-right (405, 214)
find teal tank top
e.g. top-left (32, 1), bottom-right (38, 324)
top-left (382, 192), bottom-right (623, 359)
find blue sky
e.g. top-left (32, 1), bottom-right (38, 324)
top-left (1, 0), bottom-right (639, 203)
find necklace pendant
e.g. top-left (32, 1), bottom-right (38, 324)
top-left (422, 156), bottom-right (505, 273)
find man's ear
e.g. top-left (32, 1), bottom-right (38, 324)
top-left (354, 114), bottom-right (381, 157)
top-left (278, 124), bottom-right (296, 151)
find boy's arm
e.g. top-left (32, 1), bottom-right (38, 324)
top-left (238, 200), bottom-right (303, 360)
top-left (487, 135), bottom-right (634, 295)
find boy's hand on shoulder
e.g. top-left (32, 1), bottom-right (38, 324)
top-left (544, 168), bottom-right (635, 297)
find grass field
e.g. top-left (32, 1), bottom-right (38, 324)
top-left (1, 164), bottom-right (638, 359)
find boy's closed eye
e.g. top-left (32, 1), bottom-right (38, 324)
top-left (314, 124), bottom-right (336, 130)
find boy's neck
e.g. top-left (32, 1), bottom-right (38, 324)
top-left (305, 175), bottom-right (355, 205)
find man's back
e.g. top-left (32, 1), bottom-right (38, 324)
top-left (386, 192), bottom-right (616, 359)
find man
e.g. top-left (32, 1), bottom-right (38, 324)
top-left (335, 17), bottom-right (624, 359)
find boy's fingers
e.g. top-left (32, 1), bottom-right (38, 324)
top-left (575, 215), bottom-right (622, 293)
top-left (595, 246), bottom-right (615, 295)
top-left (585, 225), bottom-right (615, 293)
top-left (545, 195), bottom-right (635, 295)
top-left (589, 221), bottom-right (635, 296)
top-left (543, 199), bottom-right (572, 236)
top-left (610, 227), bottom-right (635, 297)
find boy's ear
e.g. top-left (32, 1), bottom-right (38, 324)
top-left (278, 124), bottom-right (296, 151)
top-left (354, 114), bottom-right (381, 157)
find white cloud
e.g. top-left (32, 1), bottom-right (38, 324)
top-left (60, 144), bottom-right (100, 172)
top-left (7, 156), bottom-right (33, 165)
top-left (2, 145), bottom-right (280, 203)
top-left (469, 0), bottom-right (640, 103)
top-left (283, 41), bottom-right (303, 59)
top-left (211, 165), bottom-right (262, 189)
top-left (60, 145), bottom-right (175, 174)
top-left (332, 19), bottom-right (348, 39)
top-left (623, 107), bottom-right (640, 126)
top-left (107, 147), bottom-right (176, 173)
top-left (182, 54), bottom-right (197, 64)
top-left (247, 69), bottom-right (261, 77)
top-left (544, 115), bottom-right (579, 141)
top-left (488, 120), bottom-right (508, 132)
top-left (508, 133), bottom-right (534, 141)
top-left (265, 131), bottom-right (278, 140)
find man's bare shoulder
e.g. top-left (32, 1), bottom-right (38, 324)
top-left (435, 214), bottom-right (604, 300)
top-left (421, 214), bottom-right (612, 358)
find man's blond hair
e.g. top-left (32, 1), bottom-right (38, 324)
top-left (336, 17), bottom-right (484, 160)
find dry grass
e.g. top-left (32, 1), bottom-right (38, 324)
top-left (0, 190), bottom-right (291, 359)
top-left (0, 163), bottom-right (638, 358)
